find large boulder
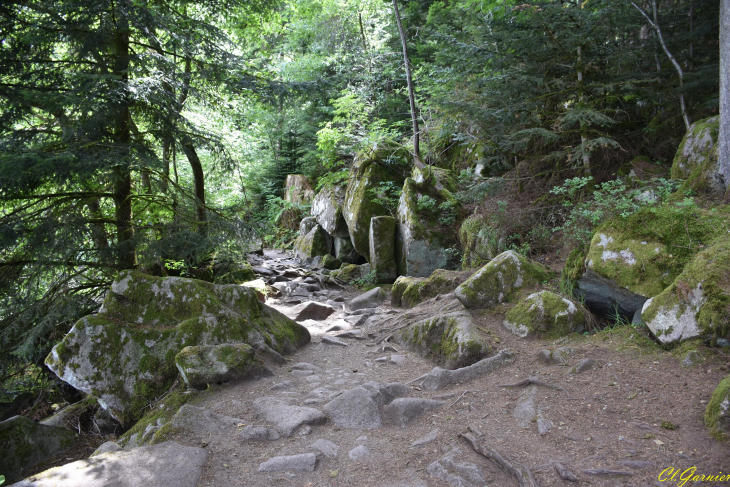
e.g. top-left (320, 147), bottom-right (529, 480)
top-left (333, 236), bottom-right (361, 264)
top-left (705, 375), bottom-right (730, 441)
top-left (343, 154), bottom-right (404, 259)
top-left (576, 269), bottom-right (648, 320)
top-left (459, 214), bottom-right (500, 269)
top-left (0, 415), bottom-right (77, 482)
top-left (454, 251), bottom-right (551, 309)
top-left (311, 185), bottom-right (349, 238)
top-left (671, 116), bottom-right (726, 197)
top-left (640, 240), bottom-right (730, 344)
top-left (11, 441), bottom-right (208, 487)
top-left (392, 269), bottom-right (467, 308)
top-left (45, 271), bottom-right (310, 425)
top-left (503, 291), bottom-right (585, 338)
top-left (396, 178), bottom-right (460, 277)
top-left (393, 296), bottom-right (491, 369)
top-left (369, 216), bottom-right (397, 283)
top-left (330, 263), bottom-right (371, 282)
top-left (293, 224), bottom-right (332, 260)
top-left (175, 343), bottom-right (271, 390)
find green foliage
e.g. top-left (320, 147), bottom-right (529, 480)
top-left (417, 195), bottom-right (438, 213)
top-left (369, 181), bottom-right (402, 217)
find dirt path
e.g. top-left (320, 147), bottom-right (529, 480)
top-left (159, 251), bottom-right (730, 487)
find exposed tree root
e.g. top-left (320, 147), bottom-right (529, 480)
top-left (498, 376), bottom-right (565, 392)
top-left (459, 431), bottom-right (540, 487)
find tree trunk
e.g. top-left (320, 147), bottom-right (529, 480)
top-left (391, 0), bottom-right (445, 192)
top-left (577, 45), bottom-right (591, 176)
top-left (720, 0), bottom-right (730, 192)
top-left (112, 19), bottom-right (137, 269)
top-left (181, 138), bottom-right (207, 235)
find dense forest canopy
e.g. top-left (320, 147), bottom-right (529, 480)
top-left (0, 0), bottom-right (725, 394)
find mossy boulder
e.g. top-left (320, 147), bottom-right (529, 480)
top-left (333, 236), bottom-right (360, 264)
top-left (40, 396), bottom-right (98, 431)
top-left (311, 185), bottom-right (349, 238)
top-left (393, 297), bottom-right (491, 369)
top-left (395, 178), bottom-right (460, 277)
top-left (411, 165), bottom-right (457, 193)
top-left (293, 223), bottom-right (332, 260)
top-left (705, 375), bottom-right (730, 441)
top-left (343, 154), bottom-right (404, 259)
top-left (391, 269), bottom-right (467, 308)
top-left (0, 415), bottom-right (78, 482)
top-left (175, 343), bottom-right (271, 390)
top-left (503, 291), bottom-right (585, 338)
top-left (284, 174), bottom-right (314, 204)
top-left (459, 214), bottom-right (499, 269)
top-left (330, 263), bottom-right (371, 283)
top-left (369, 216), bottom-right (397, 283)
top-left (45, 271), bottom-right (310, 426)
top-left (671, 116), bottom-right (726, 197)
top-left (321, 254), bottom-right (342, 270)
top-left (212, 261), bottom-right (256, 284)
top-left (640, 239), bottom-right (730, 344)
top-left (454, 251), bottom-right (552, 309)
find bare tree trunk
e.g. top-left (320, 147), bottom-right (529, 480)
top-left (720, 0), bottom-right (730, 192)
top-left (391, 0), bottom-right (445, 192)
top-left (181, 138), bottom-right (207, 235)
top-left (577, 45), bottom-right (591, 176)
top-left (112, 16), bottom-right (137, 269)
top-left (631, 0), bottom-right (691, 131)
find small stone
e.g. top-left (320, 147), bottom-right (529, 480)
top-left (681, 350), bottom-right (701, 367)
top-left (375, 356), bottom-right (389, 363)
top-left (258, 453), bottom-right (318, 473)
top-left (382, 398), bottom-right (444, 427)
top-left (390, 355), bottom-right (408, 366)
top-left (239, 425), bottom-right (281, 441)
top-left (570, 358), bottom-right (598, 374)
top-left (410, 428), bottom-right (440, 448)
top-left (321, 336), bottom-right (349, 347)
top-left (348, 445), bottom-right (370, 461)
top-left (323, 388), bottom-right (382, 429)
top-left (311, 439), bottom-right (339, 458)
top-left (269, 381), bottom-right (295, 392)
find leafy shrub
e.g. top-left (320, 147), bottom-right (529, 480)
top-left (369, 181), bottom-right (402, 217)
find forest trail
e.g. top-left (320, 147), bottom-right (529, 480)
top-left (136, 250), bottom-right (730, 487)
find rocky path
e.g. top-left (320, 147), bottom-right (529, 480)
top-left (14, 250), bottom-right (730, 487)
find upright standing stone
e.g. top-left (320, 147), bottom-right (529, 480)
top-left (369, 216), bottom-right (397, 283)
top-left (334, 236), bottom-right (361, 264)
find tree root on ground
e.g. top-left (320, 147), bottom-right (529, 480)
top-left (498, 376), bottom-right (566, 392)
top-left (459, 431), bottom-right (540, 487)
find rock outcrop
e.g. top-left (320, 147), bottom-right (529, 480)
top-left (175, 343), bottom-right (271, 390)
top-left (393, 296), bottom-right (492, 368)
top-left (395, 178), bottom-right (459, 277)
top-left (45, 271), bottom-right (310, 425)
top-left (705, 375), bottom-right (730, 441)
top-left (671, 116), bottom-right (726, 197)
top-left (503, 291), bottom-right (585, 338)
top-left (392, 269), bottom-right (467, 308)
top-left (454, 250), bottom-right (551, 309)
top-left (333, 236), bottom-right (361, 264)
top-left (0, 416), bottom-right (77, 482)
top-left (294, 223), bottom-right (332, 260)
top-left (284, 174), bottom-right (314, 204)
top-left (311, 185), bottom-right (349, 237)
top-left (368, 216), bottom-right (397, 283)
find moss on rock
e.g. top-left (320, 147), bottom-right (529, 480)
top-left (330, 263), bottom-right (371, 283)
top-left (175, 343), bottom-right (270, 390)
top-left (454, 250), bottom-right (552, 309)
top-left (503, 291), bottom-right (585, 338)
top-left (321, 254), bottom-right (342, 270)
top-left (293, 224), bottom-right (332, 259)
top-left (391, 269), bottom-right (467, 308)
top-left (369, 216), bottom-right (397, 283)
top-left (46, 271), bottom-right (309, 426)
top-left (671, 116), bottom-right (726, 198)
top-left (704, 375), bottom-right (730, 441)
top-left (641, 239), bottom-right (730, 344)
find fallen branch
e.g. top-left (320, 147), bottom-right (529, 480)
top-left (498, 376), bottom-right (566, 392)
top-left (459, 431), bottom-right (540, 487)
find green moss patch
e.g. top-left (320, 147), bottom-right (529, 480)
top-left (704, 375), bottom-right (730, 441)
top-left (503, 291), bottom-right (585, 339)
top-left (391, 269), bottom-right (467, 308)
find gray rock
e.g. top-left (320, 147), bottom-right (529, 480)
top-left (537, 347), bottom-right (574, 365)
top-left (512, 387), bottom-right (537, 428)
top-left (420, 349), bottom-right (516, 391)
top-left (293, 224), bottom-right (333, 260)
top-left (360, 382), bottom-right (411, 406)
top-left (252, 397), bottom-right (327, 437)
top-left (503, 291), bottom-right (585, 338)
top-left (291, 369), bottom-right (314, 376)
top-left (175, 343), bottom-right (271, 390)
top-left (383, 398), bottom-right (444, 427)
top-left (390, 354), bottom-right (408, 366)
top-left (40, 398), bottom-right (97, 431)
top-left (269, 380), bottom-right (296, 391)
top-left (393, 299), bottom-right (491, 369)
top-left (12, 441), bottom-right (207, 487)
top-left (310, 439), bottom-right (339, 458)
top-left (299, 216), bottom-right (319, 236)
top-left (336, 330), bottom-right (364, 339)
top-left (92, 407), bottom-right (121, 436)
top-left (45, 271), bottom-right (309, 425)
top-left (306, 386), bottom-right (341, 403)
top-left (346, 287), bottom-right (387, 312)
top-left (570, 358), bottom-right (599, 374)
top-left (348, 444), bottom-right (370, 461)
top-left (312, 186), bottom-right (350, 238)
top-left (239, 425), bottom-right (281, 441)
top-left (91, 441), bottom-right (122, 457)
top-left (323, 387), bottom-right (382, 429)
top-left (0, 415), bottom-right (77, 483)
top-left (682, 350), bottom-right (702, 367)
top-left (537, 407), bottom-right (552, 435)
top-left (292, 362), bottom-right (323, 373)
top-left (321, 336), bottom-right (349, 347)
top-left (410, 428), bottom-right (439, 448)
top-left (258, 453), bottom-right (318, 473)
top-left (427, 454), bottom-right (487, 487)
top-left (576, 269), bottom-right (647, 320)
top-left (671, 116), bottom-right (726, 196)
top-left (284, 301), bottom-right (336, 321)
top-left (170, 405), bottom-right (242, 437)
top-left (334, 236), bottom-right (361, 264)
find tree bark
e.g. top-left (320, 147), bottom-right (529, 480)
top-left (112, 16), bottom-right (137, 269)
top-left (181, 138), bottom-right (207, 234)
top-left (577, 45), bottom-right (591, 176)
top-left (720, 0), bottom-right (730, 192)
